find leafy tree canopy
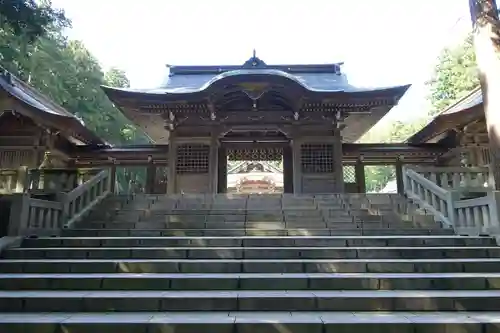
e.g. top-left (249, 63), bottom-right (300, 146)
top-left (427, 34), bottom-right (480, 115)
top-left (0, 2), bottom-right (148, 146)
top-left (105, 67), bottom-right (130, 89)
top-left (0, 0), bottom-right (70, 41)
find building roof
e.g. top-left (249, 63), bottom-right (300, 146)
top-left (228, 161), bottom-right (283, 174)
top-left (407, 88), bottom-right (483, 144)
top-left (102, 55), bottom-right (410, 144)
top-left (0, 69), bottom-right (105, 145)
top-left (161, 56), bottom-right (350, 93)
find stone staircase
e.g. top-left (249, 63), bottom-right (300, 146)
top-left (1, 193), bottom-right (500, 332)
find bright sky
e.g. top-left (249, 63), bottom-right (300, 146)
top-left (51, 0), bottom-right (472, 122)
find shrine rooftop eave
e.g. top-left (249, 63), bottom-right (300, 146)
top-left (0, 69), bottom-right (105, 145)
top-left (101, 72), bottom-right (410, 104)
top-left (407, 88), bottom-right (483, 144)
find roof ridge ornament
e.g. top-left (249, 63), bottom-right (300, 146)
top-left (243, 49), bottom-right (267, 69)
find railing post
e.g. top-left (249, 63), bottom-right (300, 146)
top-left (7, 193), bottom-right (30, 236)
top-left (395, 158), bottom-right (404, 195)
top-left (402, 166), bottom-right (409, 196)
top-left (15, 166), bottom-right (28, 193)
top-left (109, 162), bottom-right (117, 194)
top-left (56, 192), bottom-right (69, 228)
top-left (446, 190), bottom-right (460, 231)
top-left (488, 191), bottom-right (500, 236)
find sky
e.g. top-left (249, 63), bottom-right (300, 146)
top-left (51, 0), bottom-right (472, 123)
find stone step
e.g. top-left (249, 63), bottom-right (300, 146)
top-left (80, 221), bottom-right (440, 230)
top-left (61, 228), bottom-right (454, 237)
top-left (4, 311), bottom-right (500, 333)
top-left (23, 236), bottom-right (496, 248)
top-left (1, 290), bottom-right (500, 312)
top-left (0, 272), bottom-right (498, 291)
top-left (4, 246), bottom-right (500, 260)
top-left (1, 258), bottom-right (499, 273)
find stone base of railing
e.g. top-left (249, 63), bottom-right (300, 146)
top-left (455, 227), bottom-right (483, 236)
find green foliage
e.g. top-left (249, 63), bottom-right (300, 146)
top-left (359, 31), bottom-right (483, 192)
top-left (0, 17), bottom-right (148, 145)
top-left (359, 119), bottom-right (429, 192)
top-left (0, 0), bottom-right (70, 41)
top-left (427, 34), bottom-right (480, 115)
top-left (360, 119), bottom-right (430, 144)
top-left (105, 67), bottom-right (130, 88)
top-left (365, 165), bottom-right (395, 193)
top-left (1, 1), bottom-right (149, 192)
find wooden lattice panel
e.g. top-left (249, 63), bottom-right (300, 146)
top-left (343, 165), bottom-right (356, 183)
top-left (176, 144), bottom-right (209, 174)
top-left (301, 144), bottom-right (333, 173)
top-left (227, 148), bottom-right (283, 161)
top-left (0, 149), bottom-right (34, 168)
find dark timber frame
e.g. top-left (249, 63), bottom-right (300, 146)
top-left (100, 54), bottom-right (414, 194)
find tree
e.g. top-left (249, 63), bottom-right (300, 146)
top-left (0, 4), bottom-right (148, 146)
top-left (427, 34), bottom-right (480, 114)
top-left (105, 67), bottom-right (130, 89)
top-left (0, 0), bottom-right (70, 41)
top-left (469, 0), bottom-right (500, 189)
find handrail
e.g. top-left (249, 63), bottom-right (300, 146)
top-left (0, 167), bottom-right (100, 194)
top-left (403, 166), bottom-right (500, 236)
top-left (406, 165), bottom-right (491, 189)
top-left (403, 167), bottom-right (451, 226)
top-left (60, 169), bottom-right (112, 229)
top-left (7, 168), bottom-right (112, 235)
top-left (452, 191), bottom-right (500, 235)
top-left (0, 167), bottom-right (28, 194)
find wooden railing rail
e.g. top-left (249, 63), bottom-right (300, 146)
top-left (407, 165), bottom-right (491, 190)
top-left (452, 191), bottom-right (500, 236)
top-left (403, 166), bottom-right (500, 236)
top-left (0, 167), bottom-right (100, 194)
top-left (6, 169), bottom-right (111, 236)
top-left (0, 167), bottom-right (28, 194)
top-left (60, 169), bottom-right (111, 229)
top-left (403, 167), bottom-right (452, 225)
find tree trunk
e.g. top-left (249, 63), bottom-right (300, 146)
top-left (469, 0), bottom-right (500, 189)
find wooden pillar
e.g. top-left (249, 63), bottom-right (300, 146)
top-left (333, 128), bottom-right (344, 193)
top-left (395, 158), bottom-right (404, 195)
top-left (208, 136), bottom-right (219, 193)
top-left (217, 146), bottom-right (227, 193)
top-left (282, 143), bottom-right (294, 193)
top-left (355, 158), bottom-right (366, 193)
top-left (145, 156), bottom-right (156, 194)
top-left (469, 0), bottom-right (500, 189)
top-left (291, 139), bottom-right (302, 194)
top-left (167, 134), bottom-right (177, 194)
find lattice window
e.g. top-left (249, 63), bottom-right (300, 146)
top-left (343, 165), bottom-right (356, 183)
top-left (227, 148), bottom-right (283, 161)
top-left (0, 149), bottom-right (34, 168)
top-left (301, 144), bottom-right (333, 173)
top-left (176, 144), bottom-right (209, 174)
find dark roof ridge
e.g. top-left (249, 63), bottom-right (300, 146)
top-left (167, 62), bottom-right (344, 76)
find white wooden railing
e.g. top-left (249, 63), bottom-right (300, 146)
top-left (7, 169), bottom-right (112, 235)
top-left (409, 166), bottom-right (492, 190)
top-left (0, 167), bottom-right (99, 194)
top-left (403, 166), bottom-right (500, 236)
